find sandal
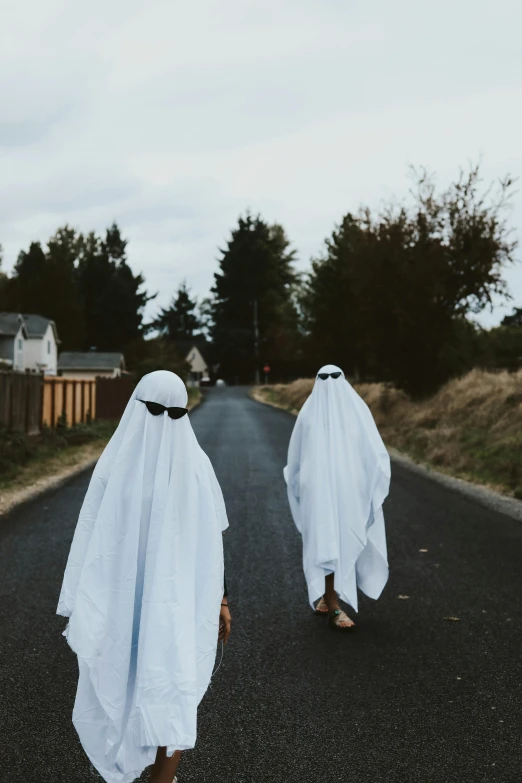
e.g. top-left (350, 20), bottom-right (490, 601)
top-left (315, 596), bottom-right (329, 615)
top-left (329, 609), bottom-right (355, 631)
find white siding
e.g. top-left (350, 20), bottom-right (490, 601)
top-left (23, 323), bottom-right (58, 374)
top-left (185, 346), bottom-right (208, 374)
top-left (13, 326), bottom-right (26, 372)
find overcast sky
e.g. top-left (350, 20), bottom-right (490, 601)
top-left (1, 0), bottom-right (521, 326)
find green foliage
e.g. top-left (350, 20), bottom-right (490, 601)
top-left (210, 213), bottom-right (301, 382)
top-left (477, 324), bottom-right (522, 371)
top-left (44, 227), bottom-right (86, 349)
top-left (151, 282), bottom-right (201, 341)
top-left (0, 222), bottom-right (151, 354)
top-left (77, 223), bottom-right (152, 352)
top-left (1, 232), bottom-right (84, 349)
top-left (502, 306), bottom-right (522, 327)
top-left (0, 420), bottom-right (116, 483)
top-left (302, 165), bottom-right (517, 395)
top-left (125, 337), bottom-right (190, 382)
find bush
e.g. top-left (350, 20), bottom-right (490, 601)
top-left (0, 420), bottom-right (117, 483)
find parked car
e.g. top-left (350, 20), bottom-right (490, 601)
top-left (199, 375), bottom-right (212, 387)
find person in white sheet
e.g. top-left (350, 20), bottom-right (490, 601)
top-left (284, 364), bottom-right (390, 631)
top-left (57, 371), bottom-right (231, 783)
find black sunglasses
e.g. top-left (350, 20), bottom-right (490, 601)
top-left (139, 399), bottom-right (188, 419)
top-left (317, 372), bottom-right (342, 380)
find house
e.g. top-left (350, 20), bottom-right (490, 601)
top-left (0, 313), bottom-right (26, 371)
top-left (0, 312), bottom-right (59, 374)
top-left (177, 340), bottom-right (210, 385)
top-left (23, 314), bottom-right (59, 375)
top-left (58, 351), bottom-right (126, 380)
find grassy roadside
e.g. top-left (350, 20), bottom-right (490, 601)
top-left (0, 386), bottom-right (202, 513)
top-left (252, 370), bottom-right (522, 499)
top-left (0, 421), bottom-right (117, 490)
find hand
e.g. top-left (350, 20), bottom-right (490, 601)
top-left (219, 601), bottom-right (231, 644)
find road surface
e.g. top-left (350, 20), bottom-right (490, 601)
top-left (1, 387), bottom-right (521, 783)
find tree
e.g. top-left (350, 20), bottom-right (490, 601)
top-left (125, 337), bottom-right (189, 382)
top-left (0, 241), bottom-right (48, 314)
top-left (151, 282), bottom-right (201, 341)
top-left (0, 244), bottom-right (9, 307)
top-left (11, 241), bottom-right (48, 313)
top-left (210, 213), bottom-right (300, 383)
top-left (0, 228), bottom-right (85, 348)
top-left (502, 307), bottom-right (522, 328)
top-left (1, 222), bottom-right (151, 353)
top-left (303, 165), bottom-right (517, 395)
top-left (76, 223), bottom-right (152, 352)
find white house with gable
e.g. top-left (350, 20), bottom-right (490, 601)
top-left (23, 314), bottom-right (59, 375)
top-left (0, 313), bottom-right (26, 371)
top-left (177, 341), bottom-right (210, 385)
top-left (0, 312), bottom-right (59, 374)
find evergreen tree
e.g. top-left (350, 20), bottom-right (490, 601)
top-left (1, 229), bottom-right (85, 348)
top-left (77, 223), bottom-right (152, 351)
top-left (44, 226), bottom-right (85, 349)
top-left (211, 213), bottom-right (300, 383)
top-left (152, 282), bottom-right (201, 341)
top-left (76, 232), bottom-right (115, 349)
top-left (125, 337), bottom-right (189, 382)
top-left (0, 244), bottom-right (9, 307)
top-left (0, 241), bottom-right (48, 314)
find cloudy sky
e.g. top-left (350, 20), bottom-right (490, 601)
top-left (1, 0), bottom-right (521, 326)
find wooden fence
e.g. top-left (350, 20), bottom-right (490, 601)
top-left (0, 372), bottom-right (43, 435)
top-left (42, 378), bottom-right (96, 428)
top-left (96, 376), bottom-right (135, 420)
top-left (0, 372), bottom-right (135, 434)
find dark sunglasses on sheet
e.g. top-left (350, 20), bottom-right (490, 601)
top-left (317, 372), bottom-right (342, 380)
top-left (138, 399), bottom-right (188, 419)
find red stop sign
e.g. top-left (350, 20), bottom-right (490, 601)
top-left (263, 365), bottom-right (271, 373)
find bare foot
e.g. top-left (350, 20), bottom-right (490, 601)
top-left (315, 596), bottom-right (329, 614)
top-left (329, 608), bottom-right (355, 630)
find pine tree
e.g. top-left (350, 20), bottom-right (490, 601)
top-left (0, 244), bottom-right (7, 308)
top-left (211, 213), bottom-right (299, 383)
top-left (77, 223), bottom-right (152, 351)
top-left (43, 226), bottom-right (85, 349)
top-left (1, 241), bottom-right (47, 314)
top-left (152, 283), bottom-right (201, 341)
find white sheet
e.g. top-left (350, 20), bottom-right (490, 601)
top-left (284, 365), bottom-right (390, 610)
top-left (57, 371), bottom-right (228, 783)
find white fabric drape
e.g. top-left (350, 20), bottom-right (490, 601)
top-left (57, 371), bottom-right (227, 783)
top-left (284, 365), bottom-right (390, 611)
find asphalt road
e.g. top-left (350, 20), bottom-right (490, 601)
top-left (1, 387), bottom-right (521, 783)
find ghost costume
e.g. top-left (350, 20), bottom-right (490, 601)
top-left (57, 371), bottom-right (228, 783)
top-left (284, 365), bottom-right (390, 611)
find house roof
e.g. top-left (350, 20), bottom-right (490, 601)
top-left (22, 313), bottom-right (59, 342)
top-left (0, 312), bottom-right (59, 341)
top-left (58, 352), bottom-right (125, 370)
top-left (177, 339), bottom-right (210, 365)
top-left (0, 312), bottom-right (27, 338)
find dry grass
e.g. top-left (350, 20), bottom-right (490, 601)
top-left (252, 379), bottom-right (315, 415)
top-left (254, 369), bottom-right (522, 498)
